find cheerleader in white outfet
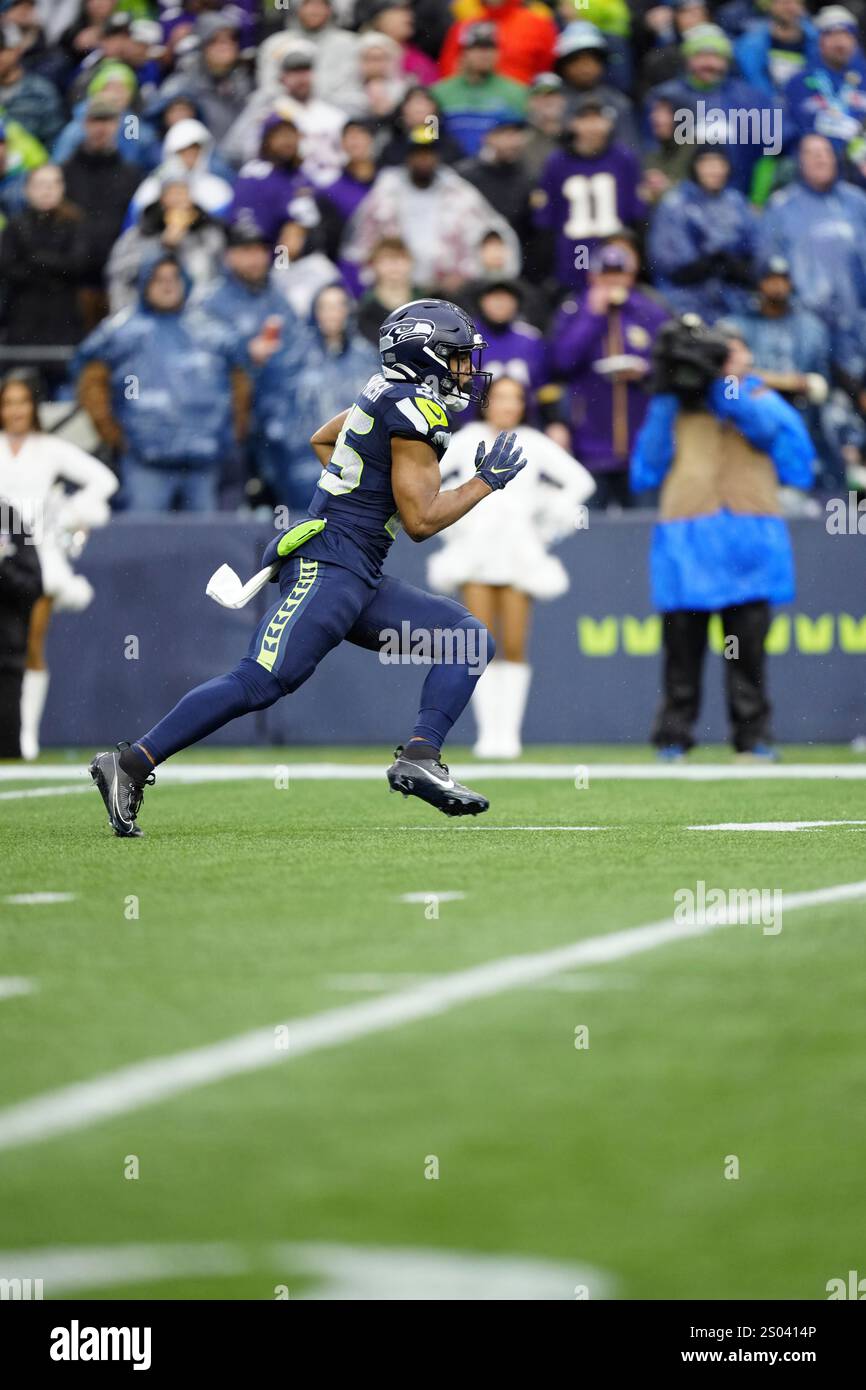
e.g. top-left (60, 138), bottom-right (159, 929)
top-left (0, 375), bottom-right (117, 759)
top-left (428, 376), bottom-right (595, 757)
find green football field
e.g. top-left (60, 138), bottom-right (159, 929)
top-left (1, 745), bottom-right (865, 1301)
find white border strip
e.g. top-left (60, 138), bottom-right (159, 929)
top-left (0, 879), bottom-right (863, 1153)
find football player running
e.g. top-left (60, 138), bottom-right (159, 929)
top-left (90, 300), bottom-right (527, 835)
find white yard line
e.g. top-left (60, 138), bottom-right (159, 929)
top-left (688, 821), bottom-right (866, 832)
top-left (3, 892), bottom-right (75, 905)
top-left (384, 825), bottom-right (614, 832)
top-left (0, 1240), bottom-right (611, 1300)
top-left (0, 878), bottom-right (863, 1154)
top-left (325, 971), bottom-right (631, 994)
top-left (0, 785), bottom-right (93, 801)
top-left (4, 761), bottom-right (866, 789)
top-left (0, 978), bottom-right (35, 1001)
top-left (398, 891), bottom-right (466, 903)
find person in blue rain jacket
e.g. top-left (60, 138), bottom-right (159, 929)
top-left (74, 250), bottom-right (252, 512)
top-left (254, 282), bottom-right (378, 510)
top-left (630, 326), bottom-right (815, 757)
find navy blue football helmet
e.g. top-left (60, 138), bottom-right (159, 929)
top-left (379, 299), bottom-right (491, 412)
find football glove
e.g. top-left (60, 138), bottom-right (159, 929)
top-left (474, 430), bottom-right (527, 492)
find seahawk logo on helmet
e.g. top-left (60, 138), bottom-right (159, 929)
top-left (379, 298), bottom-right (491, 412)
top-left (382, 318), bottom-right (435, 345)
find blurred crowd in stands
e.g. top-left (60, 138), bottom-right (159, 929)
top-left (3, 0), bottom-right (866, 508)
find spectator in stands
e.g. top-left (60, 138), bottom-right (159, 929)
top-left (646, 23), bottom-right (780, 195)
top-left (728, 257), bottom-right (831, 399)
top-left (554, 21), bottom-right (640, 149)
top-left (377, 84), bottom-right (464, 166)
top-left (53, 61), bottom-right (160, 170)
top-left (3, 0), bottom-right (66, 86)
top-left (784, 5), bottom-right (866, 150)
top-left (58, 0), bottom-right (117, 74)
top-left (352, 32), bottom-right (410, 121)
top-left (159, 10), bottom-right (254, 147)
top-left (523, 72), bottom-right (565, 181)
top-left (429, 373), bottom-right (594, 758)
top-left (469, 280), bottom-right (551, 418)
top-left (116, 19), bottom-right (165, 105)
top-left (550, 240), bottom-right (669, 508)
top-left (355, 234), bottom-right (423, 344)
top-left (475, 224), bottom-right (519, 276)
top-left (223, 42), bottom-right (345, 179)
top-left (711, 0), bottom-right (767, 39)
top-left (0, 113), bottom-right (45, 224)
top-left (75, 252), bottom-right (252, 513)
top-left (341, 125), bottom-right (521, 292)
top-left (456, 116), bottom-right (535, 245)
top-left (69, 12), bottom-right (164, 106)
top-left (255, 283), bottom-right (378, 509)
top-left (0, 164), bottom-right (87, 392)
top-left (640, 95), bottom-right (695, 205)
top-left (826, 314), bottom-right (866, 484)
top-left (315, 119), bottom-right (379, 284)
top-left (469, 226), bottom-right (547, 323)
top-left (735, 0), bottom-right (819, 96)
top-left (637, 1), bottom-right (709, 98)
top-left (438, 0), bottom-right (558, 86)
top-left (106, 172), bottom-right (227, 313)
top-left (648, 148), bottom-right (757, 321)
top-left (0, 24), bottom-right (64, 149)
top-left (230, 114), bottom-right (317, 243)
top-left (631, 326), bottom-right (815, 759)
top-left (361, 1), bottom-right (440, 87)
top-left (256, 0), bottom-right (360, 104)
top-left (532, 95), bottom-right (646, 294)
top-left (633, 3), bottom-right (708, 99)
top-left (199, 222), bottom-right (301, 347)
top-left (723, 255), bottom-right (850, 489)
top-left (318, 119), bottom-right (378, 228)
top-left (67, 11), bottom-right (142, 99)
top-left (758, 133), bottom-right (866, 332)
top-left (272, 203), bottom-right (343, 317)
top-left (142, 90), bottom-right (207, 145)
top-left (61, 98), bottom-right (144, 331)
top-left (433, 22), bottom-right (527, 158)
top-left (127, 118), bottom-right (235, 229)
top-left (159, 2), bottom-right (259, 56)
top-left (561, 0), bottom-right (634, 92)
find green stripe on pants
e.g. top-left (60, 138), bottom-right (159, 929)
top-left (255, 559), bottom-right (319, 673)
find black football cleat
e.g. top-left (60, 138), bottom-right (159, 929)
top-left (89, 744), bottom-right (154, 838)
top-left (386, 745), bottom-right (489, 817)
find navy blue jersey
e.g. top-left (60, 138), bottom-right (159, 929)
top-left (299, 373), bottom-right (454, 584)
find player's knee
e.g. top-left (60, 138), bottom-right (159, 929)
top-left (455, 612), bottom-right (495, 669)
top-left (231, 658), bottom-right (285, 711)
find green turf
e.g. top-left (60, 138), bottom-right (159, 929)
top-left (1, 750), bottom-right (864, 1300)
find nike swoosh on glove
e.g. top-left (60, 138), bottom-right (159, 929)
top-left (474, 430), bottom-right (527, 491)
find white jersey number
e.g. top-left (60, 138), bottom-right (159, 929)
top-left (562, 173), bottom-right (622, 241)
top-left (317, 405), bottom-right (374, 496)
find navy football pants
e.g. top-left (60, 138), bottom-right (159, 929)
top-left (137, 556), bottom-right (493, 765)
